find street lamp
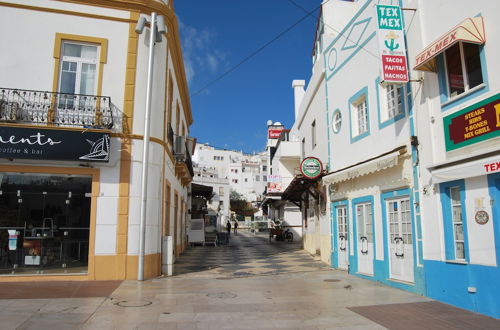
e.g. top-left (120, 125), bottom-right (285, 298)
top-left (135, 12), bottom-right (166, 281)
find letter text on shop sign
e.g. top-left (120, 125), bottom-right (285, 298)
top-left (376, 5), bottom-right (409, 83)
top-left (0, 126), bottom-right (110, 162)
top-left (444, 93), bottom-right (500, 151)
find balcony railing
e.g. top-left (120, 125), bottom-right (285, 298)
top-left (0, 87), bottom-right (113, 129)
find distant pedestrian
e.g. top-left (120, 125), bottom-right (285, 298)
top-left (226, 221), bottom-right (231, 235)
top-left (233, 221), bottom-right (238, 235)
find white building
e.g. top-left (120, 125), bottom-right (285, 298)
top-left (406, 0), bottom-right (500, 318)
top-left (294, 0), bottom-right (499, 319)
top-left (192, 165), bottom-right (230, 227)
top-left (192, 143), bottom-right (268, 204)
top-left (0, 0), bottom-right (193, 281)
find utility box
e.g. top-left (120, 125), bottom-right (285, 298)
top-left (162, 236), bottom-right (174, 276)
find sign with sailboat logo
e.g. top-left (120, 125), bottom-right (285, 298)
top-left (0, 126), bottom-right (110, 162)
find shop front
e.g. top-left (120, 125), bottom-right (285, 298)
top-left (0, 126), bottom-right (107, 279)
top-left (0, 172), bottom-right (92, 275)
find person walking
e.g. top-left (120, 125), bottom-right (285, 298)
top-left (226, 220), bottom-right (231, 236)
top-left (233, 220), bottom-right (238, 235)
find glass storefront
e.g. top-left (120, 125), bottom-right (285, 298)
top-left (0, 172), bottom-right (91, 275)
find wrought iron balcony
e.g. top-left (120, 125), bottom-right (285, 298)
top-left (0, 87), bottom-right (113, 129)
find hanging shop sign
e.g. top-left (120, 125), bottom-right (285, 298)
top-left (267, 175), bottom-right (283, 193)
top-left (0, 126), bottom-right (110, 162)
top-left (300, 157), bottom-right (323, 179)
top-left (444, 93), bottom-right (500, 151)
top-left (375, 5), bottom-right (409, 83)
top-left (268, 127), bottom-right (284, 139)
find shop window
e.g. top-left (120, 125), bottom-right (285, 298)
top-left (0, 173), bottom-right (92, 276)
top-left (440, 180), bottom-right (468, 261)
top-left (349, 87), bottom-right (370, 142)
top-left (443, 42), bottom-right (484, 98)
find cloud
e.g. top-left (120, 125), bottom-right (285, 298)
top-left (178, 19), bottom-right (228, 86)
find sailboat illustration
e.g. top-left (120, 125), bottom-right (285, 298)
top-left (79, 134), bottom-right (110, 161)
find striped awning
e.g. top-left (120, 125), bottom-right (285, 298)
top-left (414, 17), bottom-right (485, 72)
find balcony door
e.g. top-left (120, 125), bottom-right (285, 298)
top-left (57, 42), bottom-right (99, 122)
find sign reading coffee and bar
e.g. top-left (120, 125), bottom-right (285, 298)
top-left (444, 93), bottom-right (500, 151)
top-left (301, 157), bottom-right (323, 179)
top-left (0, 126), bottom-right (110, 162)
top-left (375, 4), bottom-right (409, 83)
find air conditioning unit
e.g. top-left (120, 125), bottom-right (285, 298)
top-left (173, 135), bottom-right (186, 161)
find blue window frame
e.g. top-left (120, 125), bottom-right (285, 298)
top-left (437, 42), bottom-right (489, 111)
top-left (440, 180), bottom-right (469, 262)
top-left (348, 87), bottom-right (370, 143)
top-left (375, 77), bottom-right (407, 129)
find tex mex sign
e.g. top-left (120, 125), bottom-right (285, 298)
top-left (0, 126), bottom-right (110, 162)
top-left (376, 4), bottom-right (409, 83)
top-left (444, 93), bottom-right (500, 151)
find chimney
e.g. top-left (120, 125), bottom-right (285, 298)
top-left (292, 80), bottom-right (305, 119)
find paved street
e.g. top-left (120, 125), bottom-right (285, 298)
top-left (1, 231), bottom-right (499, 329)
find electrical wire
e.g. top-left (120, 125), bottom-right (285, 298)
top-left (286, 0), bottom-right (380, 61)
top-left (190, 0), bottom-right (331, 97)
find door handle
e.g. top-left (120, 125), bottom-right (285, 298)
top-left (339, 234), bottom-right (346, 251)
top-left (394, 237), bottom-right (404, 257)
top-left (360, 236), bottom-right (368, 254)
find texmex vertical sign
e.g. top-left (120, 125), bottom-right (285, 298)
top-left (444, 93), bottom-right (500, 151)
top-left (376, 5), bottom-right (409, 83)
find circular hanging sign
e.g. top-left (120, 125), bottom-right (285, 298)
top-left (475, 210), bottom-right (489, 225)
top-left (300, 157), bottom-right (323, 179)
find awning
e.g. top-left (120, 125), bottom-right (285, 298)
top-left (429, 154), bottom-right (500, 184)
top-left (323, 150), bottom-right (401, 184)
top-left (281, 174), bottom-right (324, 205)
top-left (414, 17), bottom-right (485, 72)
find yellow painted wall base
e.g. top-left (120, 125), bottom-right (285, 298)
top-left (303, 234), bottom-right (316, 256)
top-left (0, 274), bottom-right (89, 282)
top-left (320, 234), bottom-right (332, 265)
top-left (125, 254), bottom-right (161, 280)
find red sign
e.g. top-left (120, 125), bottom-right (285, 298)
top-left (484, 162), bottom-right (500, 173)
top-left (268, 129), bottom-right (283, 139)
top-left (448, 98), bottom-right (500, 145)
top-left (382, 55), bottom-right (408, 82)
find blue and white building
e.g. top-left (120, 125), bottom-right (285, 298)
top-left (313, 0), bottom-right (499, 318)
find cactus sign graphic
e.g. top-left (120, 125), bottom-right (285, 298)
top-left (376, 5), bottom-right (408, 83)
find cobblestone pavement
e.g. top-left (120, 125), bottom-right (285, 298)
top-left (1, 231), bottom-right (499, 329)
top-left (174, 230), bottom-right (330, 278)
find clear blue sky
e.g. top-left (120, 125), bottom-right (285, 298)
top-left (175, 0), bottom-right (322, 154)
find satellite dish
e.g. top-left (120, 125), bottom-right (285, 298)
top-left (274, 121), bottom-right (282, 126)
top-left (266, 120), bottom-right (273, 126)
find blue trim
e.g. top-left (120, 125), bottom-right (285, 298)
top-left (327, 33), bottom-right (376, 81)
top-left (438, 44), bottom-right (490, 111)
top-left (424, 260), bottom-right (500, 319)
top-left (439, 180), bottom-right (470, 262)
top-left (351, 195), bottom-right (375, 276)
top-left (348, 86), bottom-right (370, 143)
top-left (323, 0), bottom-right (373, 54)
top-left (375, 77), bottom-right (406, 129)
top-left (487, 172), bottom-right (500, 266)
top-left (379, 189), bottom-right (424, 294)
top-left (331, 109), bottom-right (342, 134)
top-left (331, 200), bottom-right (349, 269)
top-left (341, 17), bottom-right (372, 51)
top-left (324, 54), bottom-right (332, 171)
